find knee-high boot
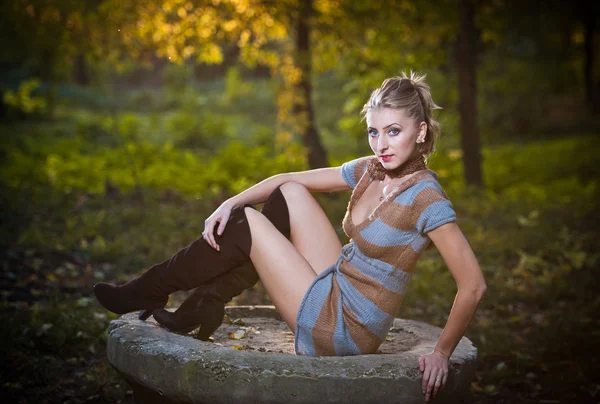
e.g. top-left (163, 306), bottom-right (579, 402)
top-left (152, 262), bottom-right (258, 338)
top-left (93, 186), bottom-right (290, 321)
top-left (152, 186), bottom-right (291, 336)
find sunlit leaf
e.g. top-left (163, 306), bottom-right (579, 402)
top-left (228, 329), bottom-right (248, 340)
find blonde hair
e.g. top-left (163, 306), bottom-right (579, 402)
top-left (361, 71), bottom-right (442, 158)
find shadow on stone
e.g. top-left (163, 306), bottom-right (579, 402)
top-left (107, 305), bottom-right (477, 404)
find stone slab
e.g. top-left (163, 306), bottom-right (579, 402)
top-left (107, 305), bottom-right (477, 404)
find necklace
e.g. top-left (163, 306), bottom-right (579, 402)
top-left (367, 155), bottom-right (427, 201)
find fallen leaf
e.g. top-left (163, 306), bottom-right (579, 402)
top-left (228, 329), bottom-right (249, 340)
top-left (31, 258), bottom-right (44, 271)
top-left (470, 382), bottom-right (483, 392)
top-left (37, 323), bottom-right (53, 337)
top-left (93, 312), bottom-right (107, 321)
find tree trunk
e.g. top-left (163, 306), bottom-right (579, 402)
top-left (73, 53), bottom-right (90, 86)
top-left (455, 0), bottom-right (484, 187)
top-left (582, 7), bottom-right (597, 114)
top-left (40, 49), bottom-right (56, 119)
top-left (295, 0), bottom-right (328, 168)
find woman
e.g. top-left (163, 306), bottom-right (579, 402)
top-left (94, 71), bottom-right (486, 403)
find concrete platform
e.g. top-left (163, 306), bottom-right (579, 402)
top-left (106, 305), bottom-right (478, 403)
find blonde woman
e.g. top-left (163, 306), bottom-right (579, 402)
top-left (94, 71), bottom-right (486, 403)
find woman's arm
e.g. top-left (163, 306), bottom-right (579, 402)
top-left (226, 167), bottom-right (350, 209)
top-left (205, 166), bottom-right (350, 251)
top-left (427, 222), bottom-right (487, 358)
top-left (418, 221), bottom-right (486, 402)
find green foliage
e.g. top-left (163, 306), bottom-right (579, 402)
top-left (222, 66), bottom-right (255, 104)
top-left (3, 78), bottom-right (47, 118)
top-left (162, 62), bottom-right (194, 95)
top-left (0, 297), bottom-right (125, 402)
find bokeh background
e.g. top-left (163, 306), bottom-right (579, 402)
top-left (0, 0), bottom-right (598, 403)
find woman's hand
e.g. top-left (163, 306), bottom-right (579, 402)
top-left (202, 202), bottom-right (235, 251)
top-left (418, 350), bottom-right (449, 402)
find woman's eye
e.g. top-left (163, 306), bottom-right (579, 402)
top-left (368, 130), bottom-right (377, 137)
top-left (389, 129), bottom-right (400, 135)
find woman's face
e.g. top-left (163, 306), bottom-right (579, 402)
top-left (366, 107), bottom-right (426, 171)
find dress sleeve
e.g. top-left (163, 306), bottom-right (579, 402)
top-left (340, 156), bottom-right (372, 190)
top-left (413, 182), bottom-right (457, 234)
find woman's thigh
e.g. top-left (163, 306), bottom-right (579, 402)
top-left (279, 182), bottom-right (342, 276)
top-left (244, 207), bottom-right (317, 333)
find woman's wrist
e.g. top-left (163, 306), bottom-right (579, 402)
top-left (433, 347), bottom-right (450, 360)
top-left (223, 198), bottom-right (239, 210)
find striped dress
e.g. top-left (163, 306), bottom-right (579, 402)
top-left (294, 155), bottom-right (457, 356)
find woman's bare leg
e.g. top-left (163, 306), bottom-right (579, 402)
top-left (244, 207), bottom-right (317, 332)
top-left (278, 182), bottom-right (342, 276)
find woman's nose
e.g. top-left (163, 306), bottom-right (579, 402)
top-left (378, 134), bottom-right (388, 151)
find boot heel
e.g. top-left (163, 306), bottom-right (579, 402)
top-left (195, 322), bottom-right (221, 341)
top-left (139, 309), bottom-right (153, 321)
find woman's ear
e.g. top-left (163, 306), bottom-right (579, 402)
top-left (416, 122), bottom-right (427, 143)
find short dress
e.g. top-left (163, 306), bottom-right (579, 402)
top-left (294, 155), bottom-right (457, 356)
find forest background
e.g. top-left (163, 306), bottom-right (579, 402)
top-left (0, 0), bottom-right (598, 403)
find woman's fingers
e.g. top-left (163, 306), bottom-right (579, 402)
top-left (425, 369), bottom-right (439, 402)
top-left (422, 366), bottom-right (432, 397)
top-left (419, 351), bottom-right (449, 401)
top-left (203, 220), bottom-right (219, 251)
top-left (211, 221), bottom-right (220, 251)
top-left (217, 211), bottom-right (230, 237)
top-left (206, 206), bottom-right (234, 251)
top-left (431, 371), bottom-right (443, 399)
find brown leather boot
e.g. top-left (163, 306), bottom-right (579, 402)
top-left (93, 203), bottom-right (258, 319)
top-left (152, 262), bottom-right (258, 338)
top-left (152, 185), bottom-right (291, 334)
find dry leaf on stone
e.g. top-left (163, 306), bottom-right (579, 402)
top-left (228, 329), bottom-right (249, 340)
top-left (470, 382), bottom-right (484, 392)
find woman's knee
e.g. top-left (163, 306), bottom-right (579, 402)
top-left (279, 181), bottom-right (311, 199)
